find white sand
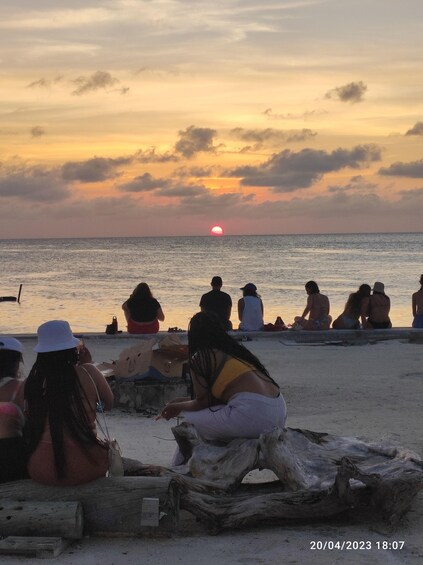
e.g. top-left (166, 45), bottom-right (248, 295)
top-left (7, 336), bottom-right (423, 564)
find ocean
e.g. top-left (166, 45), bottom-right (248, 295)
top-left (1, 233), bottom-right (422, 334)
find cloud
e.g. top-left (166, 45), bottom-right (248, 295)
top-left (230, 127), bottom-right (317, 148)
top-left (405, 122), bottom-right (423, 136)
top-left (0, 164), bottom-right (70, 201)
top-left (325, 81), bottom-right (367, 103)
top-left (26, 75), bottom-right (63, 88)
top-left (379, 159), bottom-right (423, 178)
top-left (71, 71), bottom-right (120, 95)
top-left (327, 175), bottom-right (378, 193)
top-left (228, 144), bottom-right (382, 191)
top-left (134, 148), bottom-right (179, 163)
top-left (174, 166), bottom-right (214, 178)
top-left (117, 173), bottom-right (170, 192)
top-left (30, 126), bottom-right (45, 137)
top-left (263, 108), bottom-right (327, 120)
top-left (61, 156), bottom-right (132, 182)
top-left (174, 125), bottom-right (218, 158)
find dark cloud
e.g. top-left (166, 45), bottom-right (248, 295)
top-left (26, 78), bottom-right (50, 89)
top-left (71, 71), bottom-right (120, 96)
top-left (327, 175), bottom-right (378, 194)
top-left (174, 125), bottom-right (217, 158)
top-left (157, 184), bottom-right (208, 198)
top-left (117, 173), bottom-right (170, 192)
top-left (325, 81), bottom-right (367, 103)
top-left (30, 126), bottom-right (45, 138)
top-left (134, 148), bottom-right (179, 163)
top-left (379, 159), bottom-right (423, 178)
top-left (174, 166), bottom-right (214, 178)
top-left (61, 156), bottom-right (132, 183)
top-left (0, 165), bottom-right (70, 201)
top-left (230, 127), bottom-right (317, 148)
top-left (405, 122), bottom-right (423, 136)
top-left (228, 144), bottom-right (381, 191)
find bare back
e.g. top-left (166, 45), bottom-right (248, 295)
top-left (308, 293), bottom-right (330, 321)
top-left (412, 288), bottom-right (423, 316)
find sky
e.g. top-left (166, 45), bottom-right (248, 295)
top-left (1, 0), bottom-right (423, 238)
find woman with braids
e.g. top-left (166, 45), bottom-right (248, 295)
top-left (24, 320), bottom-right (114, 486)
top-left (0, 337), bottom-right (27, 483)
top-left (159, 312), bottom-right (286, 453)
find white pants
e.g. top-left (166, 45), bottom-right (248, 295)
top-left (184, 392), bottom-right (287, 441)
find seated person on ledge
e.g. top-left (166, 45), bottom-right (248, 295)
top-left (332, 284), bottom-right (371, 330)
top-left (363, 282), bottom-right (392, 329)
top-left (200, 276), bottom-right (233, 331)
top-left (122, 282), bottom-right (165, 334)
top-left (412, 274), bottom-right (423, 328)
top-left (158, 312), bottom-right (286, 464)
top-left (238, 283), bottom-right (264, 331)
top-left (294, 280), bottom-right (332, 330)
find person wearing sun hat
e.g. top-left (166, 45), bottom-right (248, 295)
top-left (0, 335), bottom-right (28, 483)
top-left (363, 282), bottom-right (392, 329)
top-left (238, 283), bottom-right (264, 331)
top-left (24, 320), bottom-right (114, 486)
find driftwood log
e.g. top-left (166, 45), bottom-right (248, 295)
top-left (0, 501), bottom-right (83, 539)
top-left (168, 423), bottom-right (423, 533)
top-left (0, 477), bottom-right (178, 536)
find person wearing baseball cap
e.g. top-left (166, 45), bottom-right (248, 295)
top-left (0, 335), bottom-right (27, 483)
top-left (238, 283), bottom-right (264, 331)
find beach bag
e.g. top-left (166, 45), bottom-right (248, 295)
top-left (105, 316), bottom-right (118, 335)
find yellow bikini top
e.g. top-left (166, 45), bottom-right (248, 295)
top-left (211, 357), bottom-right (256, 399)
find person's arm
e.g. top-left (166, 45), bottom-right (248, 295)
top-left (412, 293), bottom-right (416, 317)
top-left (122, 301), bottom-right (131, 323)
top-left (301, 295), bottom-right (312, 319)
top-left (158, 373), bottom-right (209, 419)
top-left (81, 363), bottom-right (114, 411)
top-left (156, 306), bottom-right (165, 322)
top-left (238, 298), bottom-right (244, 321)
top-left (260, 299), bottom-right (264, 317)
top-left (360, 297), bottom-right (370, 328)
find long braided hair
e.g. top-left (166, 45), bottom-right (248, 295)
top-left (188, 312), bottom-right (279, 405)
top-left (24, 348), bottom-right (106, 479)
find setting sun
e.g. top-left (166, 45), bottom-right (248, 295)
top-left (210, 225), bottom-right (224, 236)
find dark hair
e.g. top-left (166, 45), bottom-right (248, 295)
top-left (420, 274), bottom-right (423, 287)
top-left (188, 312), bottom-right (278, 406)
top-left (0, 350), bottom-right (22, 380)
top-left (242, 287), bottom-right (259, 298)
top-left (345, 284), bottom-right (371, 318)
top-left (305, 280), bottom-right (319, 294)
top-left (130, 282), bottom-right (153, 300)
top-left (24, 349), bottom-right (106, 479)
top-left (211, 276), bottom-right (222, 287)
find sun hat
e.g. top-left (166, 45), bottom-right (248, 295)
top-left (240, 283), bottom-right (257, 292)
top-left (0, 336), bottom-right (23, 354)
top-left (34, 320), bottom-right (81, 353)
top-left (372, 281), bottom-right (385, 293)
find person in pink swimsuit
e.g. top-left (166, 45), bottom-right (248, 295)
top-left (25, 320), bottom-right (114, 486)
top-left (0, 336), bottom-right (27, 483)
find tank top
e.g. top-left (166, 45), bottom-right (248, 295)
top-left (240, 296), bottom-right (263, 331)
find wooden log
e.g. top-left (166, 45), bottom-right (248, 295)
top-left (0, 501), bottom-right (83, 539)
top-left (0, 477), bottom-right (178, 536)
top-left (0, 536), bottom-right (69, 559)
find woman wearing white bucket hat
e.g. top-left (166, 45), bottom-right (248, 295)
top-left (25, 320), bottom-right (114, 486)
top-left (0, 336), bottom-right (27, 483)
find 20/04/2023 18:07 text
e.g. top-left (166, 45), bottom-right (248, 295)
top-left (310, 540), bottom-right (405, 551)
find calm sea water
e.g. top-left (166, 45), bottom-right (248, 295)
top-left (1, 233), bottom-right (422, 334)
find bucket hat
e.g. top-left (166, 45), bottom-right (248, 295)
top-left (34, 320), bottom-right (81, 353)
top-left (0, 336), bottom-right (23, 353)
top-left (372, 282), bottom-right (385, 293)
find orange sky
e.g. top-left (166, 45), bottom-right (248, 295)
top-left (1, 0), bottom-right (423, 237)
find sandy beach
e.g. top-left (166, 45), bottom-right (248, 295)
top-left (4, 332), bottom-right (423, 564)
